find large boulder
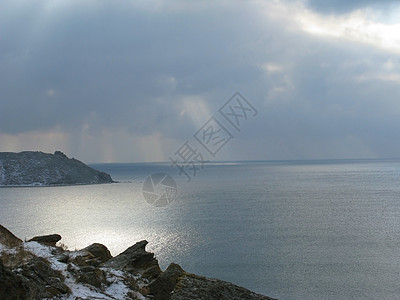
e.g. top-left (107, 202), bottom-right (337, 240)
top-left (28, 234), bottom-right (62, 247)
top-left (68, 243), bottom-right (112, 267)
top-left (0, 225), bottom-right (22, 248)
top-left (102, 240), bottom-right (162, 280)
top-left (83, 243), bottom-right (112, 264)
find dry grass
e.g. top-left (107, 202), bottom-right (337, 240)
top-left (56, 242), bottom-right (69, 251)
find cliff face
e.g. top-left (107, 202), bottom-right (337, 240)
top-left (0, 151), bottom-right (113, 186)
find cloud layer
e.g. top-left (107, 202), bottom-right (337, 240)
top-left (1, 0), bottom-right (400, 162)
top-left (306, 0), bottom-right (398, 14)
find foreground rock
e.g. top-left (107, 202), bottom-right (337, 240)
top-left (0, 226), bottom-right (276, 300)
top-left (0, 151), bottom-right (114, 186)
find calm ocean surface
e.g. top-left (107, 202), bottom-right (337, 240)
top-left (1, 159), bottom-right (400, 299)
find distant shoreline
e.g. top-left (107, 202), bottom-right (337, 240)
top-left (0, 151), bottom-right (114, 186)
top-left (0, 181), bottom-right (117, 188)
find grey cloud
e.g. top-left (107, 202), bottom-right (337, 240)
top-left (228, 26), bottom-right (400, 159)
top-left (0, 1), bottom-right (265, 138)
top-left (1, 0), bottom-right (400, 161)
top-left (305, 0), bottom-right (398, 14)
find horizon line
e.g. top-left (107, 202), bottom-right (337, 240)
top-left (88, 157), bottom-right (400, 165)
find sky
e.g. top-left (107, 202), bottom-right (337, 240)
top-left (1, 0), bottom-right (400, 163)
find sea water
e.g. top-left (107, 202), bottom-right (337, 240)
top-left (1, 159), bottom-right (400, 299)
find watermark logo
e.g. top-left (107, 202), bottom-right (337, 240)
top-left (142, 91), bottom-right (257, 206)
top-left (169, 141), bottom-right (207, 182)
top-left (194, 117), bottom-right (233, 157)
top-left (142, 173), bottom-right (177, 207)
top-left (219, 91), bottom-right (257, 132)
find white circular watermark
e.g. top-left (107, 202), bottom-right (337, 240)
top-left (142, 173), bottom-right (177, 207)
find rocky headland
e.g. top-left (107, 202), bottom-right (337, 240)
top-left (0, 151), bottom-right (113, 186)
top-left (0, 225), bottom-right (276, 300)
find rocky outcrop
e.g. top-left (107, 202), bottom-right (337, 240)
top-left (102, 240), bottom-right (162, 280)
top-left (0, 151), bottom-right (114, 186)
top-left (0, 226), bottom-right (275, 300)
top-left (28, 234), bottom-right (62, 247)
top-left (148, 263), bottom-right (276, 300)
top-left (170, 273), bottom-right (274, 300)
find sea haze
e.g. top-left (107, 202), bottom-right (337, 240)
top-left (1, 159), bottom-right (400, 299)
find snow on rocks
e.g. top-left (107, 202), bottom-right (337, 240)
top-left (25, 242), bottom-right (145, 299)
top-left (1, 225), bottom-right (276, 300)
top-left (1, 236), bottom-right (150, 299)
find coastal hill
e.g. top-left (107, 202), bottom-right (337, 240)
top-left (0, 151), bottom-right (113, 186)
top-left (0, 225), bottom-right (276, 300)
